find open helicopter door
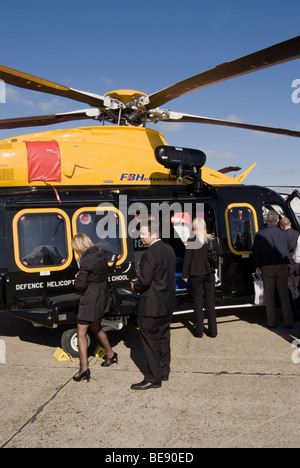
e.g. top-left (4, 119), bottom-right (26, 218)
top-left (286, 190), bottom-right (300, 229)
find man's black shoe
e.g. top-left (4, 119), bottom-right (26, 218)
top-left (130, 380), bottom-right (162, 390)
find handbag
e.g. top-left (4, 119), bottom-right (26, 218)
top-left (108, 283), bottom-right (122, 311)
top-left (252, 273), bottom-right (266, 305)
top-left (207, 240), bottom-right (219, 269)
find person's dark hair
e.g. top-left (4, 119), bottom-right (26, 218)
top-left (141, 219), bottom-right (161, 238)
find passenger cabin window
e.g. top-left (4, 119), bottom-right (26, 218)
top-left (13, 209), bottom-right (72, 272)
top-left (226, 204), bottom-right (258, 255)
top-left (72, 207), bottom-right (127, 265)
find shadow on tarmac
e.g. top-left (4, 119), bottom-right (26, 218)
top-left (0, 306), bottom-right (299, 363)
top-left (176, 305), bottom-right (300, 345)
top-left (0, 310), bottom-right (67, 350)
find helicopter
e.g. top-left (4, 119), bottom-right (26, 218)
top-left (0, 35), bottom-right (300, 357)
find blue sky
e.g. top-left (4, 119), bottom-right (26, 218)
top-left (0, 0), bottom-right (300, 186)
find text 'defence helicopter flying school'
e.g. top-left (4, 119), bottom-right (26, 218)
top-left (0, 36), bottom-right (299, 356)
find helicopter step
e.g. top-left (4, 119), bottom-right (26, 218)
top-left (8, 290), bottom-right (138, 330)
top-left (101, 316), bottom-right (128, 332)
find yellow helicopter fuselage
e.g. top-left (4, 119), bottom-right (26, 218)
top-left (0, 126), bottom-right (251, 188)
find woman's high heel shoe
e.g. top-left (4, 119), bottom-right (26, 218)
top-left (101, 352), bottom-right (118, 367)
top-left (73, 368), bottom-right (91, 382)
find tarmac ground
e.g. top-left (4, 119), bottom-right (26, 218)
top-left (0, 306), bottom-right (300, 449)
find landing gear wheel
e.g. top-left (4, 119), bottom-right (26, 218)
top-left (61, 328), bottom-right (95, 358)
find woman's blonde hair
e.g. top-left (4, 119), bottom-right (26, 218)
top-left (192, 217), bottom-right (214, 246)
top-left (71, 233), bottom-right (94, 254)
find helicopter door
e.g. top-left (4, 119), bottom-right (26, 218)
top-left (168, 203), bottom-right (217, 290)
top-left (224, 203), bottom-right (259, 297)
top-left (286, 190), bottom-right (300, 230)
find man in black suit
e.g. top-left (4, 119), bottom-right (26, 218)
top-left (253, 210), bottom-right (293, 328)
top-left (130, 220), bottom-right (176, 390)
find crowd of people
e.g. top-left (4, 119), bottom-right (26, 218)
top-left (70, 211), bottom-right (300, 390)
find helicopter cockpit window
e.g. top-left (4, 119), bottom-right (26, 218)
top-left (262, 203), bottom-right (286, 225)
top-left (226, 204), bottom-right (258, 255)
top-left (73, 207), bottom-right (127, 265)
top-left (13, 209), bottom-right (73, 272)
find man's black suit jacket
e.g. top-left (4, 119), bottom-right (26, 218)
top-left (253, 224), bottom-right (292, 268)
top-left (133, 240), bottom-right (176, 317)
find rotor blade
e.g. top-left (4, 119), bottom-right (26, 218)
top-left (148, 36), bottom-right (300, 109)
top-left (218, 166), bottom-right (242, 174)
top-left (0, 64), bottom-right (108, 107)
top-left (0, 109), bottom-right (100, 130)
top-left (161, 112), bottom-right (300, 138)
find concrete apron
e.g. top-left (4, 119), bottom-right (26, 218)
top-left (0, 308), bottom-right (300, 448)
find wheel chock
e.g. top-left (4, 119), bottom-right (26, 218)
top-left (53, 346), bottom-right (106, 364)
top-left (53, 347), bottom-right (73, 362)
top-left (93, 345), bottom-right (105, 359)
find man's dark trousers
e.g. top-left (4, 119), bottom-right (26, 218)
top-left (138, 314), bottom-right (172, 383)
top-left (262, 264), bottom-right (293, 327)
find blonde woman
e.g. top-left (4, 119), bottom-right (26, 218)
top-left (71, 233), bottom-right (118, 382)
top-left (182, 218), bottom-right (222, 338)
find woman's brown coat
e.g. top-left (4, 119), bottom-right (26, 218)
top-left (75, 246), bottom-right (110, 323)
